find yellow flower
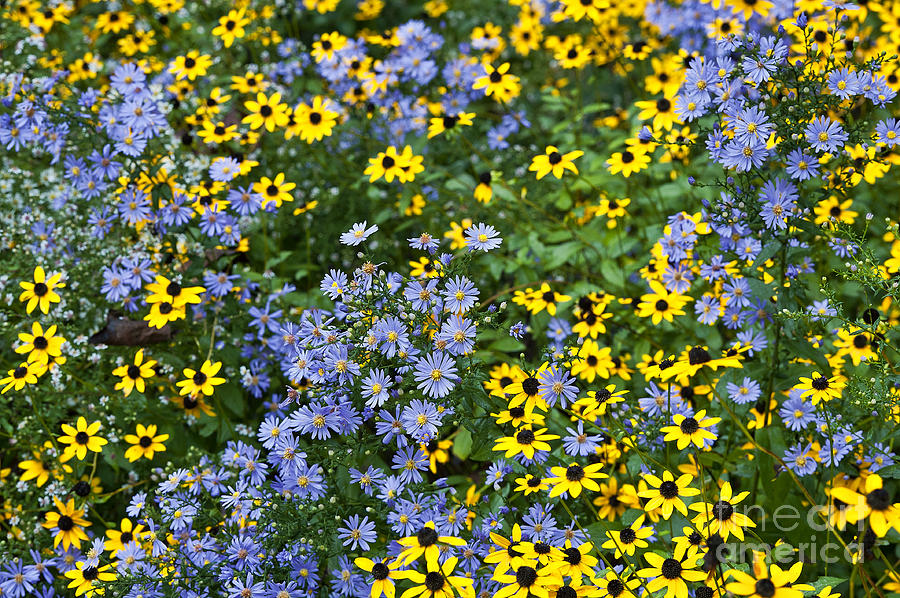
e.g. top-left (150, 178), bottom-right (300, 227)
top-left (365, 145), bottom-right (424, 183)
top-left (473, 62), bottom-right (521, 103)
top-left (176, 360), bottom-right (226, 396)
top-left (493, 427), bottom-right (559, 460)
top-left (638, 470), bottom-right (700, 519)
top-left (661, 409), bottom-right (721, 450)
top-left (19, 266), bottom-right (64, 313)
top-left (242, 92), bottom-right (290, 131)
top-left (168, 51), bottom-right (212, 81)
top-left (112, 349), bottom-right (156, 396)
top-left (15, 321), bottom-right (65, 365)
top-left (795, 371), bottom-right (844, 405)
top-left (289, 96), bottom-right (340, 143)
top-left (104, 518), bottom-right (146, 556)
top-left (602, 514), bottom-right (652, 558)
top-left (637, 542), bottom-right (707, 598)
top-left (529, 146), bottom-right (584, 180)
top-left (254, 173), bottom-right (296, 208)
top-left (547, 462), bottom-right (608, 498)
top-left (427, 112), bottom-right (474, 138)
top-left (58, 417), bottom-right (108, 461)
top-left (64, 561), bottom-right (116, 597)
top-left (145, 275), bottom-right (205, 309)
top-left (395, 521), bottom-right (466, 568)
top-left (830, 474), bottom-right (900, 537)
top-left (124, 424), bottom-right (169, 462)
top-left (212, 9), bottom-right (249, 47)
top-left (43, 497), bottom-right (91, 550)
top-left (689, 481), bottom-right (755, 540)
top-left (607, 148), bottom-right (651, 177)
top-left (353, 557), bottom-right (403, 598)
top-left (637, 280), bottom-right (692, 324)
top-left (1, 361), bottom-right (41, 394)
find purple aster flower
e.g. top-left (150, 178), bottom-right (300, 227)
top-left (412, 352), bottom-right (458, 398)
top-left (341, 221), bottom-right (379, 246)
top-left (726, 376), bottom-right (761, 405)
top-left (562, 421), bottom-right (602, 457)
top-left (391, 445), bottom-right (428, 484)
top-left (537, 365), bottom-right (578, 408)
top-left (805, 115), bottom-right (848, 153)
top-left (465, 223), bottom-right (502, 251)
top-left (337, 515), bottom-right (377, 551)
top-left (400, 399), bottom-right (444, 441)
top-left (784, 443), bottom-right (818, 476)
top-left (442, 276), bottom-right (478, 312)
top-left (435, 315), bottom-right (476, 355)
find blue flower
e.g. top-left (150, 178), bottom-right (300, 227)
top-left (805, 115), bottom-right (848, 153)
top-left (337, 515), bottom-right (377, 551)
top-left (413, 352), bottom-right (458, 398)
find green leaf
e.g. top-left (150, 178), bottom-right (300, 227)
top-left (753, 240), bottom-right (782, 269)
top-left (219, 383), bottom-right (244, 416)
top-left (810, 577), bottom-right (847, 592)
top-left (453, 427), bottom-right (473, 460)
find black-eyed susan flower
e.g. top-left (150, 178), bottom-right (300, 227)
top-left (515, 473), bottom-right (549, 495)
top-left (15, 322), bottom-right (65, 365)
top-left (595, 570), bottom-right (641, 598)
top-left (830, 474), bottom-right (900, 537)
top-left (64, 561), bottom-right (116, 597)
top-left (689, 482), bottom-right (755, 540)
top-left (637, 281), bottom-right (692, 325)
top-left (661, 410), bottom-right (720, 450)
top-left (18, 445), bottom-right (54, 487)
top-left (473, 62), bottom-right (521, 103)
top-left (638, 470), bottom-right (700, 519)
top-left (637, 542), bottom-right (707, 598)
top-left (553, 540), bottom-right (599, 579)
top-left (395, 521), bottom-right (466, 567)
top-left (529, 146), bottom-right (584, 180)
top-left (145, 275), bottom-right (205, 309)
top-left (144, 301), bottom-right (184, 329)
top-left (521, 283), bottom-right (572, 316)
top-left (592, 477), bottom-right (630, 521)
top-left (198, 119), bottom-right (239, 144)
top-left (484, 524), bottom-right (530, 575)
top-left (1, 361), bottom-right (41, 393)
top-left (58, 417), bottom-right (107, 461)
top-left (504, 365), bottom-right (550, 414)
top-left (493, 562), bottom-right (562, 598)
top-left (607, 149), bottom-right (651, 177)
top-left (421, 438), bottom-right (452, 473)
top-left (169, 51), bottom-right (212, 81)
top-left (176, 360), bottom-right (226, 396)
top-left (570, 340), bottom-right (614, 383)
top-left (394, 556), bottom-right (474, 598)
top-left (19, 266), bottom-right (64, 314)
top-left (112, 349), bottom-right (156, 397)
top-left (124, 424), bottom-right (169, 462)
top-left (494, 427), bottom-right (559, 460)
top-left (795, 372), bottom-right (844, 405)
top-left (547, 462), bottom-right (608, 498)
top-left (427, 112), bottom-right (474, 138)
top-left (602, 514), bottom-right (653, 557)
top-left (290, 96), bottom-right (340, 143)
top-left (254, 173), bottom-right (296, 208)
top-left (212, 8), bottom-right (249, 47)
top-left (725, 556), bottom-right (804, 598)
top-left (104, 517), bottom-right (146, 557)
top-left (242, 91), bottom-right (290, 131)
top-left (43, 497), bottom-right (91, 550)
top-left (354, 557), bottom-right (403, 598)
top-left (474, 172), bottom-right (494, 203)
top-left (311, 31), bottom-right (347, 63)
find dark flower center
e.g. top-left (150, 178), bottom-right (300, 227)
top-left (381, 156), bottom-right (395, 168)
top-left (417, 526), bottom-right (438, 547)
top-left (424, 572), bottom-right (445, 591)
top-left (811, 376), bottom-right (829, 390)
top-left (527, 476), bottom-right (542, 487)
top-left (659, 480), bottom-right (679, 499)
top-left (620, 528), bottom-right (637, 544)
top-left (548, 152), bottom-right (562, 164)
top-left (489, 71), bottom-right (502, 83)
top-left (259, 105), bottom-right (273, 117)
top-left (183, 395), bottom-right (199, 409)
top-left (193, 372), bottom-right (208, 385)
top-left (309, 112), bottom-right (322, 125)
top-left (621, 151), bottom-right (634, 163)
top-left (139, 436), bottom-right (153, 448)
top-left (522, 377), bottom-right (540, 396)
top-left (120, 531), bottom-right (133, 543)
top-left (696, 587), bottom-right (714, 598)
top-left (82, 566), bottom-right (99, 581)
top-left (655, 299), bottom-right (669, 311)
top-left (680, 417), bottom-right (699, 435)
top-left (566, 464), bottom-right (585, 481)
top-left (33, 282), bottom-right (49, 296)
top-left (515, 566), bottom-right (537, 588)
top-left (184, 57), bottom-right (196, 69)
top-left (516, 429), bottom-right (536, 445)
top-left (563, 547), bottom-right (582, 565)
top-left (127, 365), bottom-right (141, 379)
top-left (559, 586), bottom-right (579, 598)
top-left (755, 579), bottom-right (776, 597)
top-left (166, 281), bottom-right (181, 296)
top-left (853, 334), bottom-right (869, 349)
top-left (608, 580), bottom-right (625, 597)
top-left (57, 515), bottom-right (74, 531)
top-left (73, 481), bottom-right (91, 496)
top-left (479, 171), bottom-right (492, 184)
top-left (33, 336), bottom-right (49, 350)
top-left (688, 346), bottom-right (711, 365)
top-left (75, 431), bottom-right (90, 445)
top-left (660, 558), bottom-right (682, 579)
top-left (371, 562), bottom-right (390, 580)
top-left (867, 488), bottom-right (890, 511)
top-left (712, 500), bottom-right (734, 520)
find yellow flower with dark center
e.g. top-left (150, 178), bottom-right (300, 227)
top-left (198, 119), bottom-right (239, 144)
top-left (427, 111), bottom-right (474, 139)
top-left (64, 560), bottom-right (116, 597)
top-left (1, 361), bottom-right (41, 394)
top-left (661, 409), bottom-right (721, 450)
top-left (354, 557), bottom-right (403, 598)
top-left (395, 521), bottom-right (466, 568)
top-left (15, 321), bottom-right (65, 365)
top-left (637, 281), bottom-right (692, 325)
top-left (690, 481), bottom-right (755, 541)
top-left (365, 145), bottom-right (424, 183)
top-left (833, 326), bottom-right (877, 366)
top-left (494, 426), bottom-right (559, 460)
top-left (529, 146), bottom-right (584, 180)
top-left (484, 362), bottom-right (526, 398)
top-left (212, 8), bottom-right (249, 47)
top-left (474, 171), bottom-right (494, 203)
top-left (58, 417), bottom-right (108, 461)
top-left (254, 173), bottom-right (296, 208)
top-left (569, 339), bottom-right (614, 383)
top-left (591, 477), bottom-right (630, 521)
top-left (420, 438), bottom-right (452, 473)
top-left (169, 51), bottom-right (212, 81)
top-left (552, 540), bottom-right (599, 579)
top-left (830, 474), bottom-right (900, 537)
top-left (514, 474), bottom-right (549, 495)
top-left (144, 301), bottom-right (185, 329)
top-left (795, 371), bottom-right (844, 405)
top-left (19, 445), bottom-right (54, 487)
top-left (242, 92), bottom-right (290, 131)
top-left (637, 542), bottom-right (707, 598)
top-left (473, 62), bottom-right (521, 103)
top-left (19, 266), bottom-right (64, 314)
top-left (112, 349), bottom-right (156, 396)
top-left (231, 71), bottom-right (268, 94)
top-left (607, 149), bottom-right (651, 177)
top-left (725, 556), bottom-right (804, 598)
top-left (394, 556), bottom-right (474, 598)
top-left (311, 31), bottom-right (347, 62)
top-left (176, 360), bottom-right (226, 396)
top-left (595, 570), bottom-right (641, 598)
top-left (145, 275), bottom-right (205, 309)
top-left (484, 524), bottom-right (530, 576)
top-left (124, 424), bottom-right (169, 462)
top-left (96, 10), bottom-right (134, 34)
top-left (547, 462), bottom-right (608, 498)
top-left (293, 97), bottom-right (340, 143)
top-left (602, 514), bottom-right (652, 557)
top-left (638, 470), bottom-right (700, 519)
top-left (520, 283), bottom-right (572, 316)
top-left (504, 365), bottom-right (550, 415)
top-left (43, 497), bottom-right (91, 550)
top-left (493, 562), bottom-right (563, 598)
top-left (813, 197), bottom-right (858, 226)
